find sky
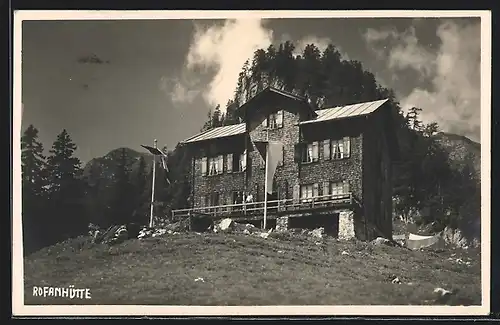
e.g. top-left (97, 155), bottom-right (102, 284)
top-left (20, 14), bottom-right (482, 164)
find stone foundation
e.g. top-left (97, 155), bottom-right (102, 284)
top-left (276, 216), bottom-right (289, 232)
top-left (338, 210), bottom-right (355, 240)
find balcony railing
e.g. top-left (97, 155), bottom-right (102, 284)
top-left (172, 193), bottom-right (353, 219)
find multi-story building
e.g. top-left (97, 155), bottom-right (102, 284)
top-left (172, 87), bottom-right (399, 241)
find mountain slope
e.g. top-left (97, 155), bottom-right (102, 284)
top-left (24, 232), bottom-right (481, 306)
top-left (434, 132), bottom-right (481, 176)
top-left (82, 147), bottom-right (154, 183)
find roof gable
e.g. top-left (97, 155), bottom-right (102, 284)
top-left (181, 123), bottom-right (246, 144)
top-left (236, 86), bottom-right (317, 119)
top-left (299, 98), bottom-right (389, 125)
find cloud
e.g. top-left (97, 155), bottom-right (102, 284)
top-left (174, 20), bottom-right (354, 112)
top-left (77, 53), bottom-right (110, 65)
top-left (364, 20), bottom-right (481, 142)
top-left (160, 75), bottom-right (200, 104)
top-left (364, 26), bottom-right (435, 78)
top-left (173, 19), bottom-right (273, 111)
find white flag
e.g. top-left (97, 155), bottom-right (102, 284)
top-left (253, 140), bottom-right (284, 194)
top-left (265, 141), bottom-right (283, 194)
top-left (160, 154), bottom-right (169, 172)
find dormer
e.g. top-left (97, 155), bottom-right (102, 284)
top-left (236, 86), bottom-right (318, 128)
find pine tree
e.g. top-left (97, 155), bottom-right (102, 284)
top-left (212, 104), bottom-right (223, 127)
top-left (223, 99), bottom-right (240, 126)
top-left (21, 125), bottom-right (48, 252)
top-left (45, 129), bottom-right (86, 241)
top-left (194, 39), bottom-right (477, 234)
top-left (21, 125), bottom-right (47, 194)
top-left (201, 109), bottom-right (213, 132)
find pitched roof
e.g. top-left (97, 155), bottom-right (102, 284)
top-left (236, 86), bottom-right (317, 118)
top-left (299, 98), bottom-right (389, 125)
top-left (181, 123), bottom-right (246, 144)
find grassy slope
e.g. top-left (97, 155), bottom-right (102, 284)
top-left (24, 232), bottom-right (481, 306)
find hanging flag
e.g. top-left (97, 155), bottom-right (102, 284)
top-left (253, 140), bottom-right (284, 194)
top-left (266, 141), bottom-right (283, 194)
top-left (159, 154), bottom-right (171, 185)
top-left (141, 144), bottom-right (171, 184)
top-left (141, 145), bottom-right (163, 156)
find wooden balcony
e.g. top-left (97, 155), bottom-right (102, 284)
top-left (172, 193), bottom-right (353, 220)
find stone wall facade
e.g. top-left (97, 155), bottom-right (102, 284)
top-left (191, 135), bottom-right (247, 208)
top-left (338, 210), bottom-right (356, 240)
top-left (276, 216), bottom-right (289, 232)
top-left (186, 93), bottom-right (393, 241)
top-left (246, 100), bottom-right (303, 202)
top-left (299, 118), bottom-right (366, 238)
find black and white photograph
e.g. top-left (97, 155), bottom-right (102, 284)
top-left (12, 10), bottom-right (491, 316)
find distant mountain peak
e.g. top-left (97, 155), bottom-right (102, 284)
top-left (435, 132), bottom-right (480, 146)
top-left (82, 147), bottom-right (153, 181)
top-left (434, 132), bottom-right (481, 176)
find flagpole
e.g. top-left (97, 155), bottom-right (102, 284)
top-left (149, 139), bottom-right (157, 228)
top-left (263, 129), bottom-right (269, 230)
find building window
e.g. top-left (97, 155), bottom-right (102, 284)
top-left (204, 192), bottom-right (220, 207)
top-left (232, 191), bottom-right (244, 206)
top-left (300, 183), bottom-right (319, 202)
top-left (263, 110), bottom-right (284, 129)
top-left (323, 137), bottom-right (351, 160)
top-left (302, 141), bottom-right (319, 163)
top-left (239, 150), bottom-right (247, 171)
top-left (206, 155), bottom-right (223, 176)
top-left (323, 181), bottom-right (350, 198)
top-left (227, 150), bottom-right (247, 173)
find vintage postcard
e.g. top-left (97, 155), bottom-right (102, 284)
top-left (12, 10), bottom-right (491, 317)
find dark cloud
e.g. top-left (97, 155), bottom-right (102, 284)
top-left (77, 53), bottom-right (110, 65)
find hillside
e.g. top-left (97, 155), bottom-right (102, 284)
top-left (24, 232), bottom-right (481, 306)
top-left (434, 132), bottom-right (481, 176)
top-left (82, 147), bottom-right (154, 182)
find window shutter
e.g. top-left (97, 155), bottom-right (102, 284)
top-left (312, 141), bottom-right (319, 161)
top-left (307, 185), bottom-right (313, 198)
top-left (276, 110), bottom-right (284, 127)
top-left (313, 183), bottom-right (319, 198)
top-left (323, 139), bottom-right (331, 160)
top-left (227, 153), bottom-right (233, 173)
top-left (331, 183), bottom-right (338, 196)
top-left (343, 181), bottom-right (350, 194)
top-left (293, 184), bottom-right (300, 203)
top-left (344, 137), bottom-right (351, 158)
top-left (338, 141), bottom-right (344, 159)
top-left (201, 157), bottom-right (207, 176)
top-left (323, 181), bottom-right (330, 198)
top-left (332, 140), bottom-right (339, 159)
top-left (294, 143), bottom-right (302, 163)
top-left (280, 146), bottom-right (285, 166)
top-left (241, 150), bottom-right (247, 171)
